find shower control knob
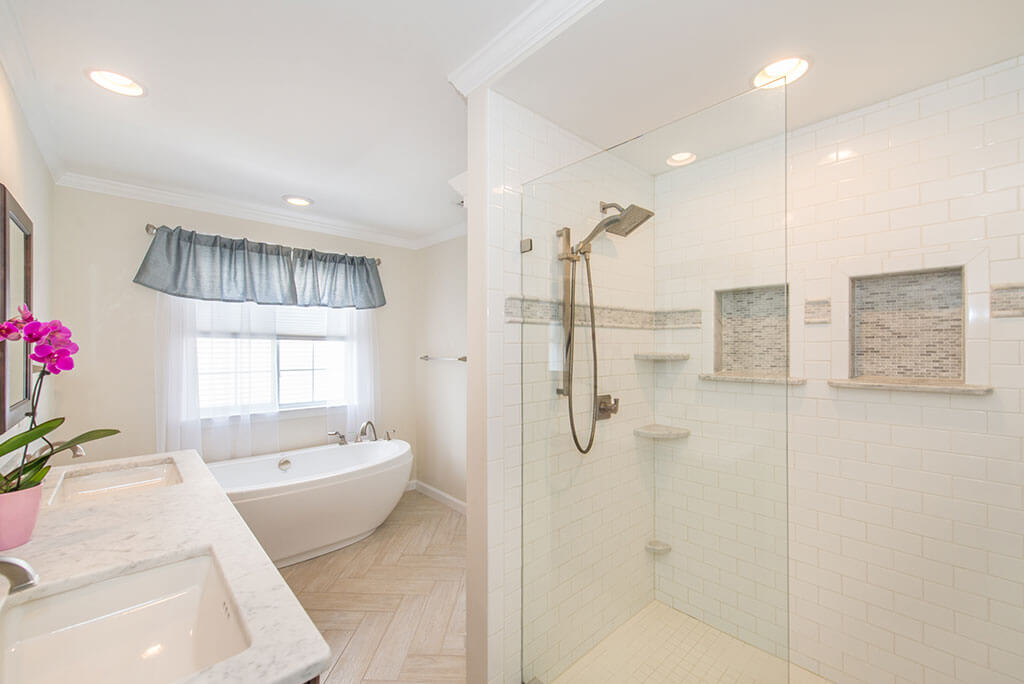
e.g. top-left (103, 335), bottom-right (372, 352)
top-left (596, 394), bottom-right (619, 421)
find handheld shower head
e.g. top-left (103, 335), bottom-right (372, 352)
top-left (575, 202), bottom-right (655, 252)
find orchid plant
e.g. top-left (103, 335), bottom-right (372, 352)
top-left (0, 306), bottom-right (118, 494)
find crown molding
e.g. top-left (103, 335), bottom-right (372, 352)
top-left (0, 0), bottom-right (64, 179)
top-left (409, 221), bottom-right (467, 250)
top-left (56, 172), bottom-right (434, 249)
top-left (447, 0), bottom-right (605, 96)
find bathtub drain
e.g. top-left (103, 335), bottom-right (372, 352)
top-left (278, 458), bottom-right (291, 471)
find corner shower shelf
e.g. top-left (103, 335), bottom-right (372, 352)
top-left (828, 377), bottom-right (993, 395)
top-left (634, 424), bottom-right (690, 440)
top-left (645, 540), bottom-right (672, 554)
top-left (634, 352), bottom-right (690, 361)
top-left (699, 372), bottom-right (807, 385)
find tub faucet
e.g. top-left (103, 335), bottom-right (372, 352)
top-left (0, 557), bottom-right (38, 594)
top-left (357, 420), bottom-right (378, 442)
top-left (328, 430), bottom-right (347, 445)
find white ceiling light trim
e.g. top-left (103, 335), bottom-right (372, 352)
top-left (753, 57), bottom-right (809, 89)
top-left (87, 69), bottom-right (145, 96)
top-left (448, 0), bottom-right (606, 96)
top-left (665, 152), bottom-right (696, 167)
top-left (282, 195), bottom-right (313, 207)
top-left (56, 172), bottom-right (424, 249)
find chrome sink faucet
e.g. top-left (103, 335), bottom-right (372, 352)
top-left (357, 420), bottom-right (377, 442)
top-left (0, 557), bottom-right (38, 593)
top-left (328, 430), bottom-right (347, 445)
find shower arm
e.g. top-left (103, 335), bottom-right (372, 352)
top-left (574, 203), bottom-right (625, 254)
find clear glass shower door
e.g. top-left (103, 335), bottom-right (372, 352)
top-left (519, 84), bottom-right (789, 684)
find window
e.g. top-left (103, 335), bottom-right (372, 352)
top-left (279, 339), bottom-right (345, 406)
top-left (193, 302), bottom-right (349, 418)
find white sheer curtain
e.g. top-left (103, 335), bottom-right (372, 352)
top-left (155, 294), bottom-right (202, 453)
top-left (155, 294), bottom-right (379, 461)
top-left (343, 305), bottom-right (379, 438)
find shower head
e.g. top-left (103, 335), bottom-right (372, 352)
top-left (604, 203), bottom-right (654, 237)
top-left (575, 202), bottom-right (654, 252)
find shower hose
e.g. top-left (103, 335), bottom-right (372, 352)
top-left (565, 251), bottom-right (598, 454)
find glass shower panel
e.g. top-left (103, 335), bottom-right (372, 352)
top-left (520, 84), bottom-right (788, 684)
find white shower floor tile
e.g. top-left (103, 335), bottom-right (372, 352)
top-left (548, 601), bottom-right (828, 684)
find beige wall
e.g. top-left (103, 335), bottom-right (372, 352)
top-left (413, 235), bottom-right (467, 502)
top-left (49, 186), bottom-right (424, 465)
top-left (0, 62), bottom-right (53, 438)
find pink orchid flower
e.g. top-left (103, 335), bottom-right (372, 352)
top-left (0, 303), bottom-right (36, 340)
top-left (2, 307), bottom-right (79, 375)
top-left (0, 321), bottom-right (20, 341)
top-left (16, 304), bottom-right (33, 323)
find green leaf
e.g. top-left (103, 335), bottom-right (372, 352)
top-left (1, 453), bottom-right (49, 486)
top-left (0, 417), bottom-right (64, 458)
top-left (15, 455), bottom-right (50, 482)
top-left (18, 465), bottom-right (49, 489)
top-left (41, 429), bottom-right (120, 459)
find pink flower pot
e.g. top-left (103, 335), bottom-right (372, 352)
top-left (0, 484), bottom-right (43, 550)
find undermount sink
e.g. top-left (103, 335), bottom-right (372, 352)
top-left (48, 459), bottom-right (182, 505)
top-left (0, 553), bottom-right (250, 683)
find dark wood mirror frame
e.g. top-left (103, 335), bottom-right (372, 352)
top-left (0, 184), bottom-right (33, 432)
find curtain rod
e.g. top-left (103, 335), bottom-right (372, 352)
top-left (144, 224), bottom-right (382, 266)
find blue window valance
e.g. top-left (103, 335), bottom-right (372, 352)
top-left (133, 226), bottom-right (386, 309)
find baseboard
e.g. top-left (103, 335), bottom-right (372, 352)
top-left (406, 479), bottom-right (466, 515)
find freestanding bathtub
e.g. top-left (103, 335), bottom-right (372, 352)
top-left (207, 439), bottom-right (413, 567)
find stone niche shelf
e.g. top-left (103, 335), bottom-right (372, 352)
top-left (828, 377), bottom-right (993, 395)
top-left (634, 424), bottom-right (691, 440)
top-left (699, 372), bottom-right (806, 385)
top-left (634, 352), bottom-right (690, 361)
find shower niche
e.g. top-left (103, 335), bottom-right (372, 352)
top-left (851, 268), bottom-right (963, 381)
top-left (701, 284), bottom-right (803, 384)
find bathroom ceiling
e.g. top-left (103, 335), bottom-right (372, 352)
top-left (0, 0), bottom-right (534, 247)
top-left (495, 0), bottom-right (1024, 161)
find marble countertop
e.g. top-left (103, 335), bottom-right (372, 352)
top-left (6, 450), bottom-right (331, 684)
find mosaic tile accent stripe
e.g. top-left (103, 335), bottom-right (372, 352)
top-left (654, 309), bottom-right (702, 329)
top-left (504, 296), bottom-right (701, 329)
top-left (804, 299), bottom-right (831, 324)
top-left (852, 269), bottom-right (963, 380)
top-left (991, 284), bottom-right (1024, 318)
top-left (715, 285), bottom-right (788, 374)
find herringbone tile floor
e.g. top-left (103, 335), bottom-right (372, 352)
top-left (281, 491), bottom-right (467, 684)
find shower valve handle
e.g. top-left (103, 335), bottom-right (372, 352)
top-left (596, 394), bottom-right (619, 421)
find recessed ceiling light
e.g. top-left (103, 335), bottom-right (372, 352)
top-left (666, 152), bottom-right (697, 167)
top-left (87, 70), bottom-right (145, 97)
top-left (753, 57), bottom-right (809, 89)
top-left (283, 195), bottom-right (313, 207)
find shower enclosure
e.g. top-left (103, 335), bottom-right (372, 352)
top-left (519, 84), bottom-right (790, 683)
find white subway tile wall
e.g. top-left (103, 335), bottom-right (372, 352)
top-left (482, 92), bottom-right (604, 684)
top-left (518, 150), bottom-right (658, 683)
top-left (783, 56), bottom-right (1024, 684)
top-left (653, 127), bottom-right (790, 660)
top-left (481, 54), bottom-right (1024, 684)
